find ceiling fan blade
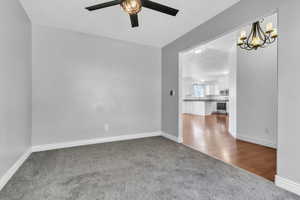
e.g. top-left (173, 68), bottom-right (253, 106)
top-left (142, 0), bottom-right (179, 16)
top-left (86, 0), bottom-right (121, 11)
top-left (130, 14), bottom-right (139, 28)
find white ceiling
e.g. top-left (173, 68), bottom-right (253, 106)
top-left (182, 31), bottom-right (237, 81)
top-left (20, 0), bottom-right (239, 47)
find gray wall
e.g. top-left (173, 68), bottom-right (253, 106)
top-left (162, 0), bottom-right (300, 184)
top-left (237, 19), bottom-right (277, 147)
top-left (32, 25), bottom-right (161, 146)
top-left (0, 0), bottom-right (32, 179)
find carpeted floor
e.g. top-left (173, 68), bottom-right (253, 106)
top-left (0, 137), bottom-right (299, 200)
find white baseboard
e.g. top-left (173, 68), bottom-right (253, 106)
top-left (237, 135), bottom-right (276, 149)
top-left (276, 175), bottom-right (300, 196)
top-left (161, 132), bottom-right (182, 143)
top-left (229, 131), bottom-right (237, 138)
top-left (1, 132), bottom-right (162, 191)
top-left (0, 149), bottom-right (31, 192)
top-left (32, 131), bottom-right (162, 152)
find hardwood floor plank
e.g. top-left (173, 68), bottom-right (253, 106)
top-left (182, 114), bottom-right (276, 181)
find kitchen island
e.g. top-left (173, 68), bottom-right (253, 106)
top-left (183, 96), bottom-right (229, 116)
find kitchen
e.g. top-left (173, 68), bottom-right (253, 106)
top-left (183, 79), bottom-right (229, 116)
top-left (180, 31), bottom-right (237, 136)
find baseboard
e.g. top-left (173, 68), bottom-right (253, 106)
top-left (0, 149), bottom-right (31, 192)
top-left (276, 175), bottom-right (300, 196)
top-left (161, 132), bottom-right (181, 143)
top-left (228, 130), bottom-right (237, 138)
top-left (32, 131), bottom-right (162, 152)
top-left (237, 135), bottom-right (276, 149)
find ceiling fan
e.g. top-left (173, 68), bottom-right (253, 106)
top-left (86, 0), bottom-right (179, 28)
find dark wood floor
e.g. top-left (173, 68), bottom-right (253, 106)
top-left (182, 113), bottom-right (277, 181)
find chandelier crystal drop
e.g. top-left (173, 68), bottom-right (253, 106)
top-left (237, 20), bottom-right (278, 50)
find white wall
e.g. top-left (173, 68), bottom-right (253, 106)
top-left (237, 14), bottom-right (277, 148)
top-left (162, 0), bottom-right (300, 186)
top-left (217, 76), bottom-right (230, 92)
top-left (0, 0), bottom-right (32, 180)
top-left (228, 45), bottom-right (237, 137)
top-left (32, 25), bottom-right (161, 146)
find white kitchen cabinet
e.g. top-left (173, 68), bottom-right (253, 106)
top-left (183, 101), bottom-right (217, 116)
top-left (183, 101), bottom-right (206, 115)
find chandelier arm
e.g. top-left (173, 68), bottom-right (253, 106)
top-left (244, 45), bottom-right (253, 51)
top-left (240, 44), bottom-right (246, 49)
top-left (257, 23), bottom-right (267, 46)
top-left (258, 30), bottom-right (267, 46)
top-left (253, 22), bottom-right (258, 38)
top-left (266, 33), bottom-right (276, 44)
top-left (242, 42), bottom-right (252, 51)
top-left (264, 32), bottom-right (272, 44)
top-left (245, 23), bottom-right (255, 49)
top-left (239, 42), bottom-right (247, 50)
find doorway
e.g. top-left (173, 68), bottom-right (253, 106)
top-left (178, 13), bottom-right (278, 182)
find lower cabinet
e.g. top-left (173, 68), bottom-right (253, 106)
top-left (183, 101), bottom-right (217, 116)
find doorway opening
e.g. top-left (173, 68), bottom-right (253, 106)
top-left (178, 13), bottom-right (278, 182)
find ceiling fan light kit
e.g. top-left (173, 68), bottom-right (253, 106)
top-left (121, 0), bottom-right (142, 15)
top-left (86, 0), bottom-right (179, 28)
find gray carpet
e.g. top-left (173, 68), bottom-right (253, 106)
top-left (0, 137), bottom-right (299, 200)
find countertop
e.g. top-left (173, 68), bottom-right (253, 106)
top-left (183, 96), bottom-right (229, 102)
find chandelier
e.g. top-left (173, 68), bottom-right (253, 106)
top-left (237, 20), bottom-right (278, 50)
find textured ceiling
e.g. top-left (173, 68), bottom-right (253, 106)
top-left (20, 0), bottom-right (240, 47)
